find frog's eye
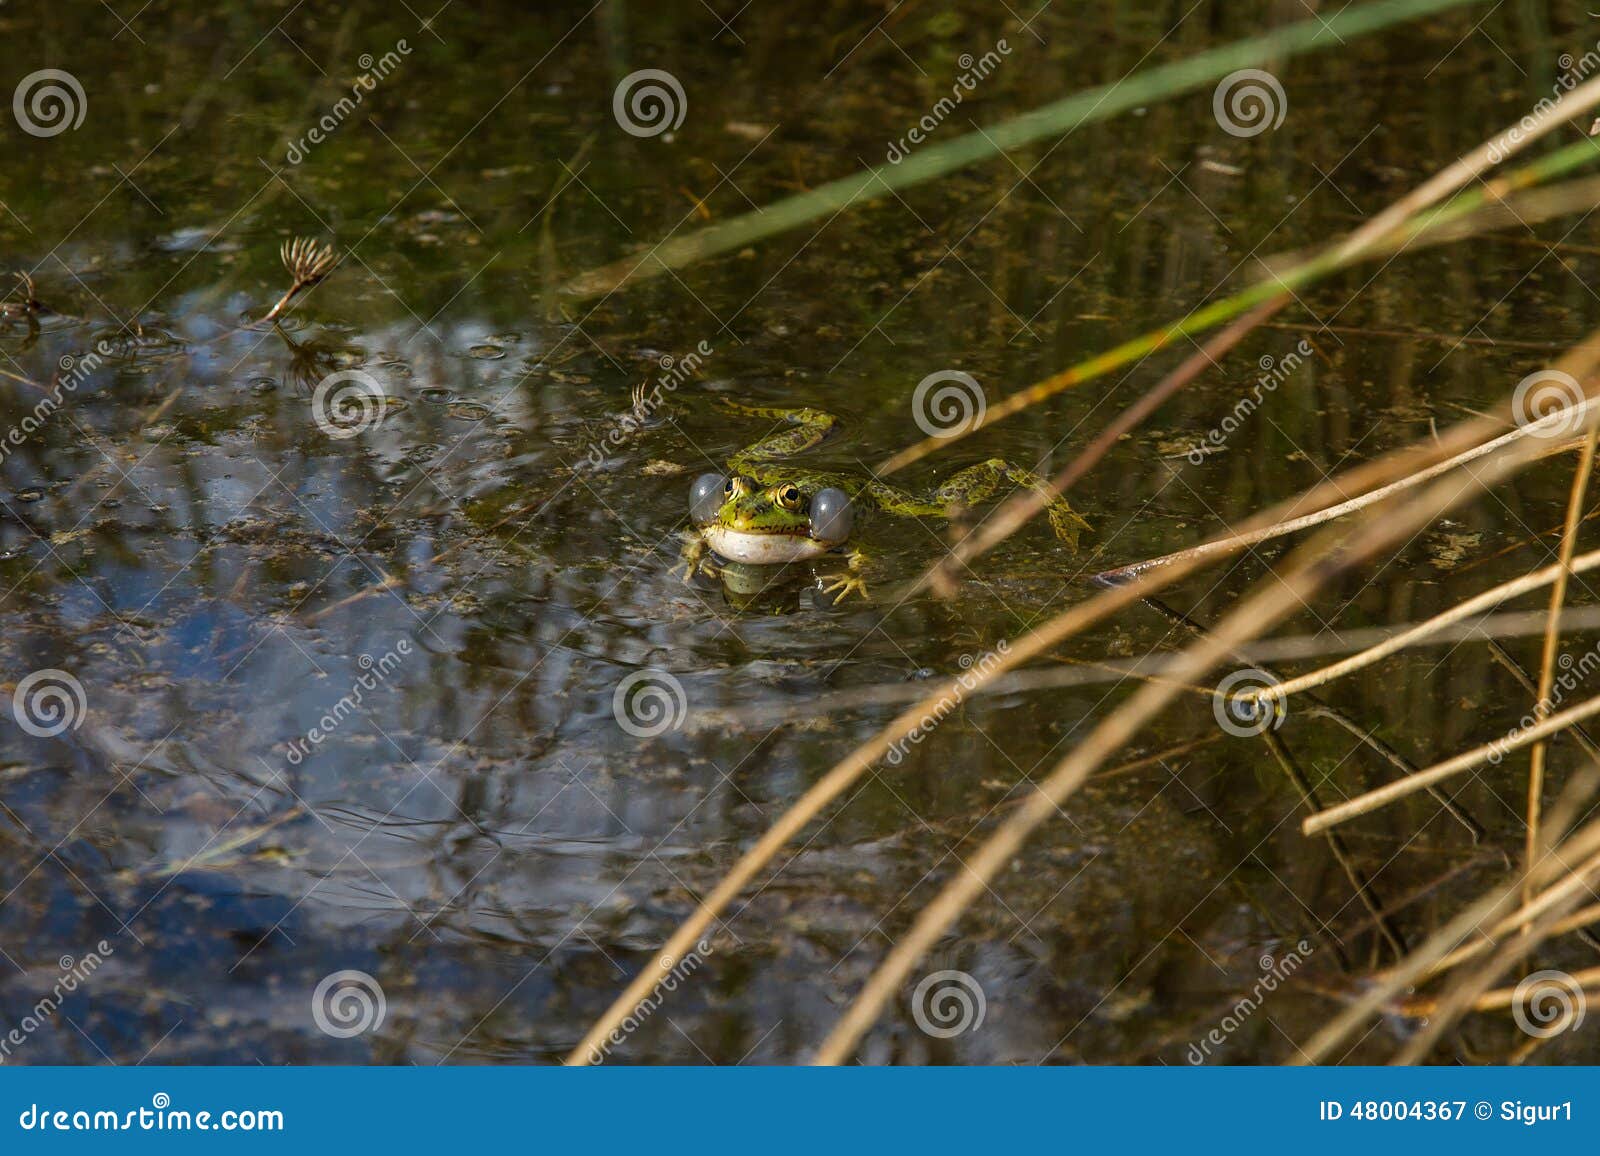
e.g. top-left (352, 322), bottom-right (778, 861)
top-left (775, 484), bottom-right (804, 511)
top-left (690, 473), bottom-right (728, 523)
top-left (810, 487), bottom-right (853, 542)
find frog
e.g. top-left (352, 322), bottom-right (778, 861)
top-left (678, 401), bottom-right (1089, 601)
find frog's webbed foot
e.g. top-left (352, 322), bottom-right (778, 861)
top-left (818, 547), bottom-right (871, 602)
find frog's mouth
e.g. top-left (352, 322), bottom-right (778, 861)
top-left (703, 525), bottom-right (833, 565)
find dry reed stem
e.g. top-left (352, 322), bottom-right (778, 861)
top-left (1401, 967), bottom-right (1600, 1017)
top-left (1525, 429), bottom-right (1598, 920)
top-left (1093, 418), bottom-right (1591, 586)
top-left (1244, 541), bottom-right (1600, 706)
top-left (1303, 690), bottom-right (1600, 836)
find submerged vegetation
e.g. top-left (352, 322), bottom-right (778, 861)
top-left (5, 0), bottom-right (1600, 1065)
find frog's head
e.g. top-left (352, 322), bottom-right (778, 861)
top-left (689, 473), bottom-right (853, 564)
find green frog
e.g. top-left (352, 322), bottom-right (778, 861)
top-left (679, 401), bottom-right (1089, 600)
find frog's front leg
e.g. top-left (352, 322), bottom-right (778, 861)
top-left (675, 530), bottom-right (719, 584)
top-left (818, 545), bottom-right (872, 602)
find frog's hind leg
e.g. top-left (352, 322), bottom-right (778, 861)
top-left (721, 401), bottom-right (839, 476)
top-left (881, 459), bottom-right (1090, 549)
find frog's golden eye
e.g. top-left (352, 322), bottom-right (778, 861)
top-left (723, 478), bottom-right (735, 497)
top-left (775, 484), bottom-right (803, 510)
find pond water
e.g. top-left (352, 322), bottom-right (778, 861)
top-left (2, 0), bottom-right (1598, 1064)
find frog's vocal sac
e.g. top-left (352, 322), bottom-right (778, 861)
top-left (678, 402), bottom-right (1089, 601)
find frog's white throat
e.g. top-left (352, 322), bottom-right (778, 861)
top-left (703, 525), bottom-right (835, 565)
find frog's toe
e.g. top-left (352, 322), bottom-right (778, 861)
top-left (820, 573), bottom-right (870, 602)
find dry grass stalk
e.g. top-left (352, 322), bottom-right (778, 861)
top-left (1524, 429), bottom-right (1599, 922)
top-left (262, 236), bottom-right (337, 323)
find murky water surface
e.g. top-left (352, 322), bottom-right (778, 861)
top-left (2, 1), bottom-right (1598, 1063)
